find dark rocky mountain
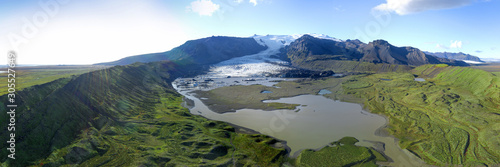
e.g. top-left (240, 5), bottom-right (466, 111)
top-left (98, 36), bottom-right (267, 66)
top-left (282, 35), bottom-right (363, 67)
top-left (282, 35), bottom-right (468, 69)
top-left (361, 40), bottom-right (442, 66)
top-left (424, 51), bottom-right (484, 62)
top-left (99, 35), bottom-right (468, 73)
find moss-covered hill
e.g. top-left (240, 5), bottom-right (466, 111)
top-left (295, 137), bottom-right (387, 167)
top-left (0, 62), bottom-right (286, 166)
top-left (343, 65), bottom-right (500, 166)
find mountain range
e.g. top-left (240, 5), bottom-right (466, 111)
top-left (282, 35), bottom-right (468, 70)
top-left (424, 51), bottom-right (483, 62)
top-left (100, 34), bottom-right (470, 72)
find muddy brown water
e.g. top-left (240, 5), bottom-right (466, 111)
top-left (173, 78), bottom-right (427, 166)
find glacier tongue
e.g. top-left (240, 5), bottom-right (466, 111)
top-left (205, 34), bottom-right (340, 78)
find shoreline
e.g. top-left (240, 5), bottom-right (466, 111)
top-left (354, 103), bottom-right (429, 166)
top-left (174, 78), bottom-right (428, 166)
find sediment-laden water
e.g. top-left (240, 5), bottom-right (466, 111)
top-left (173, 78), bottom-right (427, 166)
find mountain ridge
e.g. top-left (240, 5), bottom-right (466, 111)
top-left (98, 36), bottom-right (267, 66)
top-left (424, 51), bottom-right (483, 62)
top-left (282, 35), bottom-right (468, 72)
top-left (97, 34), bottom-right (468, 71)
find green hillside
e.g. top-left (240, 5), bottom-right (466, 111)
top-left (342, 65), bottom-right (500, 166)
top-left (0, 62), bottom-right (286, 166)
top-left (296, 137), bottom-right (386, 167)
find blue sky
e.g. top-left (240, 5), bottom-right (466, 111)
top-left (0, 0), bottom-right (499, 65)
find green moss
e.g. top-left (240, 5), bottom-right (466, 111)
top-left (435, 64), bottom-right (449, 68)
top-left (266, 102), bottom-right (300, 110)
top-left (342, 68), bottom-right (500, 166)
top-left (295, 137), bottom-right (382, 167)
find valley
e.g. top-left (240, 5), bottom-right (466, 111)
top-left (2, 0), bottom-right (499, 166)
top-left (1, 34), bottom-right (499, 166)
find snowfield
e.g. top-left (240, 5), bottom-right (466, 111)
top-left (462, 60), bottom-right (484, 64)
top-left (205, 34), bottom-right (340, 78)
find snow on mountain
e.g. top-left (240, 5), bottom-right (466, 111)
top-left (252, 33), bottom-right (341, 47)
top-left (305, 33), bottom-right (342, 42)
top-left (462, 60), bottom-right (484, 64)
top-left (253, 34), bottom-right (301, 47)
top-left (205, 34), bottom-right (339, 78)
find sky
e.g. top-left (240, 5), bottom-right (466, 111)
top-left (0, 0), bottom-right (499, 65)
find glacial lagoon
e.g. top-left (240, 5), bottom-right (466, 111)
top-left (173, 77), bottom-right (427, 166)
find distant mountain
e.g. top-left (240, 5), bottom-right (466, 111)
top-left (98, 36), bottom-right (267, 66)
top-left (361, 40), bottom-right (446, 66)
top-left (283, 34), bottom-right (364, 62)
top-left (98, 34), bottom-right (469, 74)
top-left (481, 58), bottom-right (500, 62)
top-left (282, 35), bottom-right (468, 71)
top-left (424, 51), bottom-right (483, 62)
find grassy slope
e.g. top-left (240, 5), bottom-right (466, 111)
top-left (40, 93), bottom-right (286, 166)
top-left (0, 62), bottom-right (285, 166)
top-left (295, 137), bottom-right (386, 167)
top-left (0, 66), bottom-right (108, 96)
top-left (342, 65), bottom-right (500, 166)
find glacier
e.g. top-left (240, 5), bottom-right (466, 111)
top-left (204, 34), bottom-right (340, 78)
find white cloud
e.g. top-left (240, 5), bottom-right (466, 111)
top-left (233, 0), bottom-right (260, 6)
top-left (435, 40), bottom-right (464, 50)
top-left (436, 44), bottom-right (449, 50)
top-left (374, 0), bottom-right (472, 15)
top-left (334, 5), bottom-right (345, 12)
top-left (249, 0), bottom-right (258, 6)
top-left (187, 0), bottom-right (220, 16)
top-left (450, 40), bottom-right (463, 49)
